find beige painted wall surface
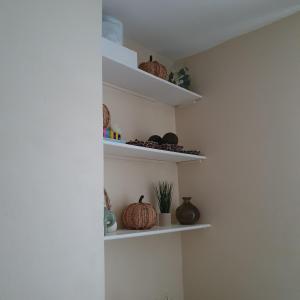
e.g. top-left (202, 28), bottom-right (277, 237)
top-left (104, 85), bottom-right (183, 300)
top-left (0, 1), bottom-right (104, 299)
top-left (176, 12), bottom-right (300, 300)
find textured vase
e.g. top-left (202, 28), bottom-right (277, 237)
top-left (176, 197), bottom-right (200, 225)
top-left (107, 221), bottom-right (118, 233)
top-left (104, 207), bottom-right (117, 235)
top-left (159, 213), bottom-right (171, 227)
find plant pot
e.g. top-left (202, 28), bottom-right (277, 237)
top-left (159, 213), bottom-right (171, 227)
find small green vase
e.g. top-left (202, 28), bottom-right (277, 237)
top-left (104, 207), bottom-right (116, 235)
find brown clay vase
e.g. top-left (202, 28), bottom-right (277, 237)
top-left (176, 197), bottom-right (200, 225)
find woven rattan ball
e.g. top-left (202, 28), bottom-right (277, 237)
top-left (122, 195), bottom-right (157, 230)
top-left (103, 104), bottom-right (110, 128)
top-left (139, 56), bottom-right (167, 80)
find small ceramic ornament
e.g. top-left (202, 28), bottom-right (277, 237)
top-left (104, 207), bottom-right (117, 234)
top-left (107, 221), bottom-right (118, 233)
top-left (104, 189), bottom-right (118, 234)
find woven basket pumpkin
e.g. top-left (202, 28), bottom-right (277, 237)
top-left (122, 195), bottom-right (157, 230)
top-left (103, 104), bottom-right (110, 128)
top-left (139, 56), bottom-right (167, 80)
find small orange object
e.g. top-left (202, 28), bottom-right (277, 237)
top-left (139, 56), bottom-right (167, 80)
top-left (122, 195), bottom-right (157, 230)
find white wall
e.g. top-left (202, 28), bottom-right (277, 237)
top-left (104, 85), bottom-right (184, 300)
top-left (0, 1), bottom-right (104, 299)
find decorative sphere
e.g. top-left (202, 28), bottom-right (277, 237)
top-left (162, 132), bottom-right (178, 145)
top-left (148, 135), bottom-right (162, 144)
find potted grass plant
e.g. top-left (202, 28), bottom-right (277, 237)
top-left (154, 181), bottom-right (173, 226)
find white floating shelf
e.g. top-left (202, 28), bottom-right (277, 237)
top-left (104, 224), bottom-right (211, 241)
top-left (103, 140), bottom-right (206, 163)
top-left (102, 55), bottom-right (202, 106)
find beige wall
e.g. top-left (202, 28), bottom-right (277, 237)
top-left (0, 1), bottom-right (104, 299)
top-left (176, 12), bottom-right (300, 300)
top-left (104, 85), bottom-right (184, 300)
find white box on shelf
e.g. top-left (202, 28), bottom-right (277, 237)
top-left (102, 37), bottom-right (137, 68)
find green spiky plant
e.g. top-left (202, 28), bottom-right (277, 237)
top-left (154, 181), bottom-right (173, 213)
top-left (168, 67), bottom-right (191, 90)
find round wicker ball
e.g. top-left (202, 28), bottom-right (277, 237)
top-left (122, 195), bottom-right (157, 230)
top-left (148, 135), bottom-right (162, 144)
top-left (103, 104), bottom-right (110, 128)
top-left (162, 132), bottom-right (178, 145)
top-left (139, 56), bottom-right (167, 80)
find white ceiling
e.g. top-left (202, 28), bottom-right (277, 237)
top-left (103, 0), bottom-right (300, 59)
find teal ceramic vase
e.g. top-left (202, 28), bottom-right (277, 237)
top-left (104, 207), bottom-right (116, 235)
